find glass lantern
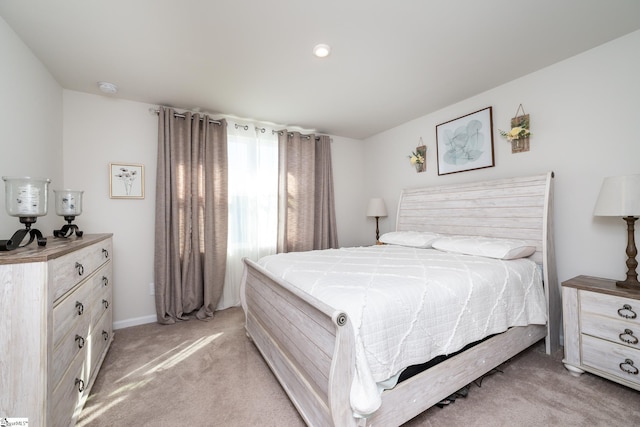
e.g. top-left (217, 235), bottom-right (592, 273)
top-left (1, 176), bottom-right (51, 250)
top-left (53, 190), bottom-right (84, 238)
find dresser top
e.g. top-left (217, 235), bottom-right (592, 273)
top-left (562, 275), bottom-right (640, 300)
top-left (0, 233), bottom-right (112, 265)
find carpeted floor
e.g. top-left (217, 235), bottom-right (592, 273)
top-left (78, 307), bottom-right (640, 426)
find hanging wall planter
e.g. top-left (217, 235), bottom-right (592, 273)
top-left (409, 138), bottom-right (426, 173)
top-left (499, 104), bottom-right (531, 153)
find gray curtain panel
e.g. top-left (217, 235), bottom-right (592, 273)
top-left (277, 132), bottom-right (338, 253)
top-left (154, 107), bottom-right (228, 324)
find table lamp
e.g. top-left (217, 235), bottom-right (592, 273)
top-left (593, 174), bottom-right (640, 290)
top-left (367, 198), bottom-right (387, 242)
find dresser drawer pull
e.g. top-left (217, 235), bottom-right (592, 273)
top-left (102, 299), bottom-right (110, 309)
top-left (620, 329), bottom-right (639, 345)
top-left (618, 304), bottom-right (637, 319)
top-left (102, 248), bottom-right (109, 258)
top-left (75, 378), bottom-right (85, 392)
top-left (619, 359), bottom-right (639, 375)
top-left (75, 301), bottom-right (84, 315)
top-left (75, 262), bottom-right (84, 276)
top-left (102, 330), bottom-right (110, 341)
top-left (102, 276), bottom-right (109, 286)
top-left (75, 334), bottom-right (85, 349)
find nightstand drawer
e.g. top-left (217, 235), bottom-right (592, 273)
top-left (582, 335), bottom-right (640, 387)
top-left (581, 291), bottom-right (640, 326)
top-left (582, 313), bottom-right (640, 349)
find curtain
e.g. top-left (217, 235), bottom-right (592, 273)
top-left (154, 107), bottom-right (228, 324)
top-left (218, 124), bottom-right (278, 309)
top-left (277, 132), bottom-right (338, 252)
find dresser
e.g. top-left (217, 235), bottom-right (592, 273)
top-left (0, 234), bottom-right (114, 426)
top-left (562, 275), bottom-right (640, 390)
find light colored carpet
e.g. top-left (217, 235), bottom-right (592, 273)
top-left (78, 307), bottom-right (640, 426)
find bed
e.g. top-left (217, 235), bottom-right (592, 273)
top-left (240, 172), bottom-right (560, 426)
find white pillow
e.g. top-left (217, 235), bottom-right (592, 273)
top-left (432, 235), bottom-right (536, 260)
top-left (379, 231), bottom-right (441, 248)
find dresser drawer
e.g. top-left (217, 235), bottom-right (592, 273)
top-left (51, 348), bottom-right (88, 427)
top-left (582, 334), bottom-right (640, 387)
top-left (50, 238), bottom-right (112, 301)
top-left (582, 312), bottom-right (640, 349)
top-left (52, 278), bottom-right (93, 350)
top-left (51, 313), bottom-right (90, 389)
top-left (581, 291), bottom-right (640, 326)
top-left (89, 265), bottom-right (112, 327)
top-left (89, 305), bottom-right (113, 373)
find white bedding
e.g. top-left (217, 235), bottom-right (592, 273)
top-left (257, 245), bottom-right (547, 416)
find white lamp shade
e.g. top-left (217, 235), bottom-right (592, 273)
top-left (593, 174), bottom-right (640, 216)
top-left (366, 198), bottom-right (388, 217)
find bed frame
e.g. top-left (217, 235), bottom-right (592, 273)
top-left (241, 172), bottom-right (559, 426)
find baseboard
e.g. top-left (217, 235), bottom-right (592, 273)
top-left (113, 314), bottom-right (157, 330)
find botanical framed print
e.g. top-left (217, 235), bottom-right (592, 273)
top-left (109, 163), bottom-right (144, 199)
top-left (436, 107), bottom-right (495, 175)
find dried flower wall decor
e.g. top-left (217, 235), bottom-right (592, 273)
top-left (499, 104), bottom-right (531, 153)
top-left (409, 139), bottom-right (427, 173)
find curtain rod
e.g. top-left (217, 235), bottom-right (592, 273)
top-left (235, 123), bottom-right (315, 140)
top-left (151, 107), bottom-right (325, 141)
top-left (150, 108), bottom-right (221, 125)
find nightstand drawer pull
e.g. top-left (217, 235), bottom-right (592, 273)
top-left (619, 329), bottom-right (639, 345)
top-left (75, 378), bottom-right (85, 392)
top-left (75, 334), bottom-right (85, 349)
top-left (102, 276), bottom-right (109, 286)
top-left (76, 301), bottom-right (84, 315)
top-left (619, 359), bottom-right (639, 375)
top-left (75, 262), bottom-right (84, 276)
top-left (618, 304), bottom-right (637, 319)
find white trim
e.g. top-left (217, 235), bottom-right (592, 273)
top-left (113, 314), bottom-right (156, 330)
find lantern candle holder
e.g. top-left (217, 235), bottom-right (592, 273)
top-left (53, 190), bottom-right (84, 238)
top-left (0, 176), bottom-right (50, 251)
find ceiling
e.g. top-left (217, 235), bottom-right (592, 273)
top-left (1, 1), bottom-right (639, 139)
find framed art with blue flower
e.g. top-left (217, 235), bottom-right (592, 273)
top-left (435, 107), bottom-right (495, 175)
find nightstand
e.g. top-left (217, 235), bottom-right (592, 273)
top-left (562, 275), bottom-right (640, 391)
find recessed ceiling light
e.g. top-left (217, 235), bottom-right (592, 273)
top-left (98, 81), bottom-right (118, 94)
top-left (313, 44), bottom-right (331, 58)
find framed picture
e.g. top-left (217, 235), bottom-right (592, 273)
top-left (436, 107), bottom-right (495, 175)
top-left (109, 163), bottom-right (144, 199)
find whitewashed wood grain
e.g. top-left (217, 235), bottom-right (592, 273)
top-left (241, 172), bottom-right (558, 426)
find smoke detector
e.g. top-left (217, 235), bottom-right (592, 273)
top-left (98, 81), bottom-right (118, 94)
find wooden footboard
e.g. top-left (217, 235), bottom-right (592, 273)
top-left (242, 258), bottom-right (547, 427)
top-left (241, 258), bottom-right (356, 426)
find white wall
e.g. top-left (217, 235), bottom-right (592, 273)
top-left (63, 91), bottom-right (158, 328)
top-left (62, 91), bottom-right (368, 326)
top-left (0, 16), bottom-right (62, 237)
top-left (6, 7), bottom-right (639, 327)
top-left (363, 30), bottom-right (640, 287)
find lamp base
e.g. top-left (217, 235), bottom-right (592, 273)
top-left (0, 226), bottom-right (46, 251)
top-left (618, 216), bottom-right (640, 291)
top-left (53, 216), bottom-right (83, 238)
top-left (616, 278), bottom-right (640, 291)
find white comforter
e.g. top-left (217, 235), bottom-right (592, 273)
top-left (257, 245), bottom-right (547, 416)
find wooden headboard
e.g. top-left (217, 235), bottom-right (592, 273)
top-left (396, 172), bottom-right (559, 353)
